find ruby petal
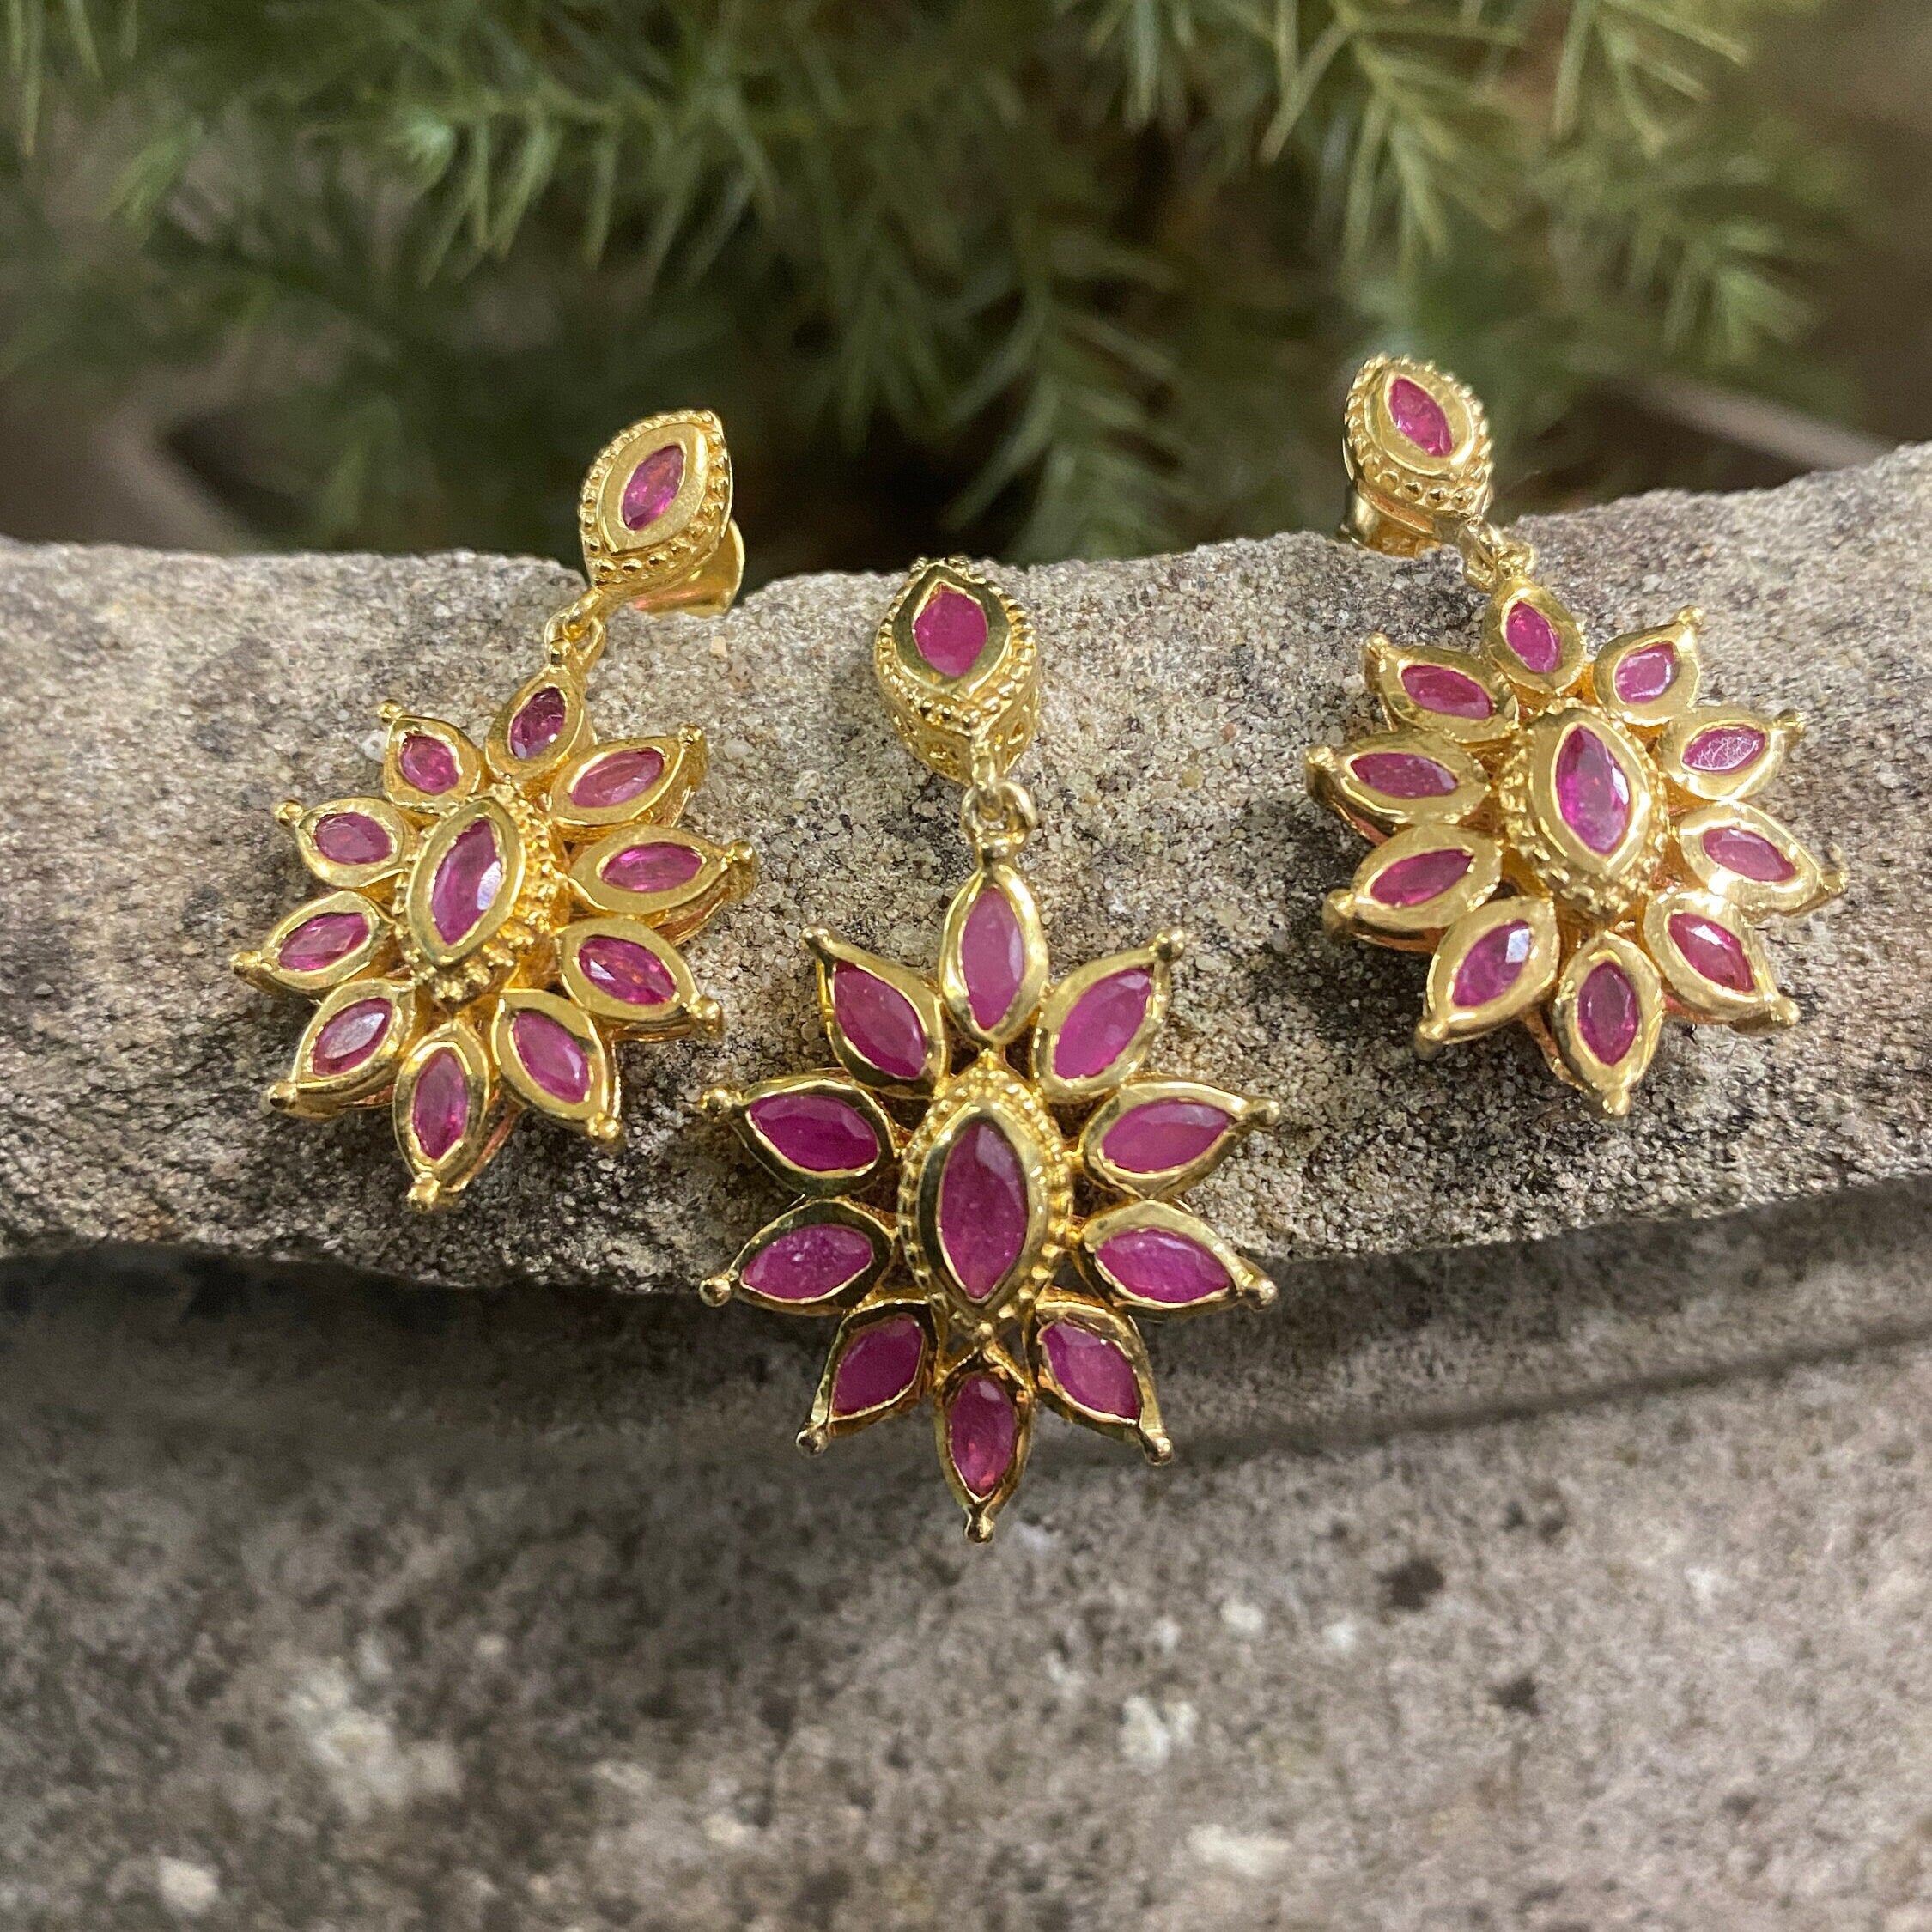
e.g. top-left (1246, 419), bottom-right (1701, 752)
top-left (1051, 968), bottom-right (1153, 1083)
top-left (1097, 1226), bottom-right (1229, 1305)
top-left (277, 910), bottom-right (370, 973)
top-left (1668, 913), bottom-right (1753, 993)
top-left (1369, 847), bottom-right (1472, 909)
top-left (946, 1374), bottom-right (1018, 1498)
top-left (1042, 1324), bottom-right (1140, 1421)
top-left (1388, 376), bottom-right (1453, 458)
top-left (429, 819), bottom-right (504, 946)
top-left (1703, 825), bottom-right (1795, 884)
top-left (313, 811), bottom-right (393, 866)
top-left (310, 998), bottom-right (392, 1077)
top-left (507, 686), bottom-right (568, 762)
top-left (1504, 599), bottom-right (1563, 675)
top-left (960, 884), bottom-right (1026, 1032)
top-left (577, 933), bottom-right (677, 1007)
top-left (1450, 920), bottom-right (1533, 1009)
top-left (1613, 642), bottom-right (1677, 705)
top-left (1351, 750), bottom-right (1458, 799)
top-left (939, 1119), bottom-right (1030, 1301)
top-left (743, 1222), bottom-right (877, 1303)
top-left (1576, 960), bottom-right (1639, 1066)
top-left (1554, 724), bottom-right (1632, 855)
top-left (911, 585), bottom-right (990, 680)
top-left (1100, 1098), bottom-right (1230, 1176)
top-left (410, 1048), bottom-right (471, 1162)
top-left (398, 732), bottom-right (460, 795)
top-left (570, 747), bottom-right (665, 811)
top-left (1401, 663), bottom-right (1494, 720)
top-left (831, 964), bottom-right (928, 1082)
top-left (620, 444), bottom-right (685, 530)
top-left (509, 1009), bottom-right (592, 1104)
top-left (1683, 724), bottom-right (1767, 775)
top-left (600, 841), bottom-right (704, 895)
top-left (831, 1315), bottom-right (925, 1415)
top-left (746, 1092), bottom-right (881, 1175)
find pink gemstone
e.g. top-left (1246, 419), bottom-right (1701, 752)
top-left (600, 841), bottom-right (704, 895)
top-left (831, 1315), bottom-right (924, 1416)
top-left (1450, 920), bottom-right (1533, 1009)
top-left (960, 885), bottom-right (1026, 1033)
top-left (1101, 1098), bottom-right (1231, 1176)
top-left (620, 444), bottom-right (685, 529)
top-left (1576, 960), bottom-right (1639, 1066)
top-left (1554, 724), bottom-right (1632, 855)
top-left (1351, 750), bottom-right (1457, 799)
top-left (939, 1118), bottom-right (1030, 1300)
top-left (398, 732), bottom-right (460, 795)
top-left (1613, 642), bottom-right (1677, 705)
top-left (742, 1221), bottom-right (876, 1303)
top-left (946, 1374), bottom-right (1018, 1497)
top-left (410, 1048), bottom-right (471, 1161)
top-left (310, 997), bottom-right (392, 1077)
top-left (277, 909), bottom-right (369, 973)
top-left (746, 1091), bottom-right (881, 1175)
top-left (569, 747), bottom-right (665, 811)
top-left (1051, 969), bottom-right (1153, 1083)
top-left (509, 1009), bottom-right (592, 1104)
top-left (1388, 376), bottom-right (1453, 457)
top-left (1683, 724), bottom-right (1766, 775)
top-left (1368, 847), bottom-right (1472, 908)
top-left (1703, 825), bottom-right (1795, 884)
top-left (831, 964), bottom-right (928, 1082)
top-left (507, 686), bottom-right (568, 762)
top-left (429, 818), bottom-right (504, 945)
top-left (577, 933), bottom-right (676, 1007)
top-left (1503, 599), bottom-right (1563, 675)
top-left (1668, 913), bottom-right (1753, 993)
top-left (1097, 1225), bottom-right (1230, 1305)
top-left (1042, 1324), bottom-right (1140, 1421)
top-left (1400, 663), bottom-right (1494, 720)
top-left (313, 811), bottom-right (393, 866)
top-left (911, 585), bottom-right (990, 679)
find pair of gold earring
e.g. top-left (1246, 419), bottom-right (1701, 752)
top-left (234, 357), bottom-right (1844, 1540)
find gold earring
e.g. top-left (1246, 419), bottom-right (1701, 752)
top-left (698, 559), bottom-right (1278, 1543)
top-left (1307, 356), bottom-right (1847, 1115)
top-left (233, 413), bottom-right (757, 1207)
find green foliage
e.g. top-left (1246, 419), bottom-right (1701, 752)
top-left (0, 0), bottom-right (1836, 569)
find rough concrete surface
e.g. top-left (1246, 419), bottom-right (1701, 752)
top-left (1, 447), bottom-right (1927, 1294)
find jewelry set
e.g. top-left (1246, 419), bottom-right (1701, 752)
top-left (234, 358), bottom-right (1846, 1540)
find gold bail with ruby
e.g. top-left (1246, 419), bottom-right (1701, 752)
top-left (1309, 356), bottom-right (1847, 1115)
top-left (698, 558), bottom-right (1279, 1542)
top-left (232, 412), bottom-right (757, 1208)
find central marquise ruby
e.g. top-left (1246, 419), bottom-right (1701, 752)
top-left (1553, 724), bottom-right (1631, 855)
top-left (429, 817), bottom-right (505, 946)
top-left (938, 1117), bottom-right (1030, 1300)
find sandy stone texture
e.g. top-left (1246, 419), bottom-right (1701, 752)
top-left (0, 447), bottom-right (1925, 1295)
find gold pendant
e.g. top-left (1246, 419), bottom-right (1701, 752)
top-left (233, 413), bottom-right (756, 1207)
top-left (700, 559), bottom-right (1277, 1541)
top-left (1311, 357), bottom-right (1847, 1115)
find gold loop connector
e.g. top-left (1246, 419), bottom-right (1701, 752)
top-left (960, 739), bottom-right (1039, 861)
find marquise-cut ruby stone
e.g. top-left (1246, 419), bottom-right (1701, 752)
top-left (278, 909), bottom-right (369, 973)
top-left (1613, 642), bottom-right (1677, 705)
top-left (570, 747), bottom-right (665, 810)
top-left (947, 1375), bottom-right (1018, 1497)
top-left (410, 1048), bottom-right (471, 1161)
top-left (1101, 1098), bottom-right (1230, 1176)
top-left (601, 841), bottom-right (704, 895)
top-left (1668, 912), bottom-right (1753, 993)
top-left (1401, 663), bottom-right (1493, 720)
top-left (510, 1009), bottom-right (592, 1104)
top-left (1554, 724), bottom-right (1632, 854)
top-left (831, 1315), bottom-right (924, 1414)
top-left (1504, 599), bottom-right (1563, 675)
top-left (939, 1119), bottom-right (1029, 1300)
top-left (1351, 750), bottom-right (1457, 799)
top-left (313, 811), bottom-right (393, 866)
top-left (747, 1091), bottom-right (880, 1175)
top-left (911, 585), bottom-right (989, 679)
top-left (398, 732), bottom-right (460, 795)
top-left (507, 687), bottom-right (568, 762)
top-left (1576, 960), bottom-right (1639, 1066)
top-left (1052, 969), bottom-right (1153, 1083)
top-left (621, 445), bottom-right (684, 529)
top-left (1703, 824), bottom-right (1795, 884)
top-left (743, 1221), bottom-right (876, 1303)
top-left (960, 885), bottom-right (1026, 1032)
top-left (1042, 1324), bottom-right (1140, 1421)
top-left (577, 933), bottom-right (676, 1006)
top-left (310, 997), bottom-right (392, 1077)
top-left (1683, 724), bottom-right (1766, 775)
top-left (832, 964), bottom-right (928, 1081)
top-left (430, 818), bottom-right (505, 945)
top-left (1097, 1225), bottom-right (1228, 1304)
top-left (1369, 847), bottom-right (1472, 908)
top-left (1451, 920), bottom-right (1533, 1009)
top-left (1388, 376), bottom-right (1453, 457)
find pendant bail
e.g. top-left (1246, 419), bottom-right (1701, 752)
top-left (1341, 355), bottom-right (1498, 562)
